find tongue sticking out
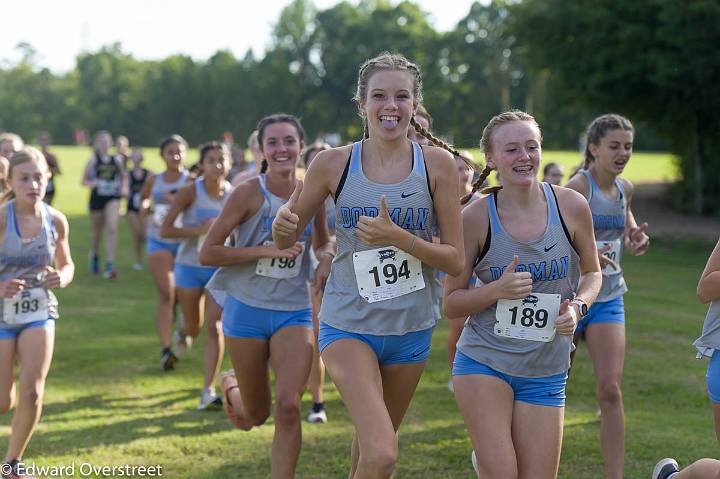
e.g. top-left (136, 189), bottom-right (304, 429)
top-left (381, 118), bottom-right (399, 130)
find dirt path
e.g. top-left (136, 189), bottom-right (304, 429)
top-left (631, 183), bottom-right (719, 242)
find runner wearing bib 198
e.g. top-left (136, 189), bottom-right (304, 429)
top-left (273, 53), bottom-right (466, 478)
top-left (160, 142), bottom-right (232, 410)
top-left (140, 135), bottom-right (191, 371)
top-left (199, 114), bottom-right (331, 478)
top-left (444, 111), bottom-right (601, 479)
top-left (0, 148), bottom-right (75, 478)
top-left (565, 114), bottom-right (649, 479)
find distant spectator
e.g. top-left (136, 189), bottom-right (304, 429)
top-left (542, 162), bottom-right (564, 185)
top-left (0, 133), bottom-right (24, 159)
top-left (0, 156), bottom-right (8, 198)
top-left (38, 132), bottom-right (61, 205)
top-left (231, 130), bottom-right (263, 186)
top-left (116, 135), bottom-right (131, 169)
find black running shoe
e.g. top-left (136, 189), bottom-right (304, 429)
top-left (652, 458), bottom-right (680, 479)
top-left (160, 348), bottom-right (178, 371)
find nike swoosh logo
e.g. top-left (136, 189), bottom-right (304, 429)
top-left (412, 345), bottom-right (431, 358)
top-left (544, 243), bottom-right (557, 252)
top-left (548, 391), bottom-right (563, 397)
top-left (401, 191), bottom-right (418, 198)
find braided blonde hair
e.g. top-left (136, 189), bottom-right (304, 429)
top-left (461, 110), bottom-right (542, 204)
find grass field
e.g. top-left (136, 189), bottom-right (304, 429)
top-left (0, 146), bottom-right (714, 478)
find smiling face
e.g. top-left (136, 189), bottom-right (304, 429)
top-left (10, 157), bottom-right (49, 205)
top-left (486, 121), bottom-right (542, 187)
top-left (360, 69), bottom-right (417, 141)
top-left (201, 147), bottom-right (230, 181)
top-left (261, 122), bottom-right (303, 175)
top-left (161, 141), bottom-right (186, 171)
top-left (588, 128), bottom-right (633, 176)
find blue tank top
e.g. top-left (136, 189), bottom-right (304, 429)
top-left (0, 201), bottom-right (58, 326)
top-left (148, 170), bottom-right (190, 242)
top-left (457, 184), bottom-right (580, 377)
top-left (318, 140), bottom-right (440, 335)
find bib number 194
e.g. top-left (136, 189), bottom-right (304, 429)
top-left (353, 246), bottom-right (425, 303)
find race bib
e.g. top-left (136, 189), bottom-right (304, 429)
top-left (353, 246), bottom-right (425, 303)
top-left (495, 293), bottom-right (561, 342)
top-left (3, 288), bottom-right (49, 325)
top-left (596, 239), bottom-right (622, 275)
top-left (97, 179), bottom-right (118, 196)
top-left (256, 241), bottom-right (305, 279)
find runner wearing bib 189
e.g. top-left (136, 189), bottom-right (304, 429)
top-left (161, 142), bottom-right (232, 410)
top-left (0, 148), bottom-right (75, 479)
top-left (444, 111), bottom-right (602, 479)
top-left (140, 135), bottom-right (191, 371)
top-left (565, 114), bottom-right (649, 479)
top-left (273, 53), bottom-right (466, 478)
top-left (199, 114), bottom-right (331, 478)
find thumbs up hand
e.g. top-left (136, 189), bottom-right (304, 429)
top-left (273, 180), bottom-right (302, 239)
top-left (357, 195), bottom-right (399, 246)
top-left (554, 299), bottom-right (578, 336)
top-left (492, 255), bottom-right (532, 301)
top-left (626, 222), bottom-right (650, 256)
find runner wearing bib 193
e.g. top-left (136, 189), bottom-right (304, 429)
top-left (161, 142), bottom-right (233, 410)
top-left (140, 135), bottom-right (191, 371)
top-left (444, 111), bottom-right (601, 479)
top-left (565, 114), bottom-right (649, 479)
top-left (199, 114), bottom-right (331, 478)
top-left (272, 53), bottom-right (466, 478)
top-left (0, 148), bottom-right (75, 478)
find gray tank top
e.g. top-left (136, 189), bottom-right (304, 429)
top-left (176, 178), bottom-right (232, 266)
top-left (581, 170), bottom-right (627, 302)
top-left (0, 201), bottom-right (58, 326)
top-left (147, 171), bottom-right (190, 242)
top-left (208, 175), bottom-right (313, 311)
top-left (318, 140), bottom-right (440, 335)
top-left (694, 301), bottom-right (720, 357)
top-left (456, 183), bottom-right (580, 377)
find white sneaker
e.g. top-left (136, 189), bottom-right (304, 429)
top-left (172, 329), bottom-right (193, 356)
top-left (448, 379), bottom-right (455, 393)
top-left (471, 450), bottom-right (480, 478)
top-left (307, 405), bottom-right (328, 423)
top-left (652, 458), bottom-right (680, 479)
top-left (198, 388), bottom-right (222, 410)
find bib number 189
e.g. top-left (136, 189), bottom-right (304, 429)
top-left (507, 305), bottom-right (549, 328)
top-left (495, 293), bottom-right (560, 342)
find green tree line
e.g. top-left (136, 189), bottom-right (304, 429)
top-left (0, 0), bottom-right (716, 212)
